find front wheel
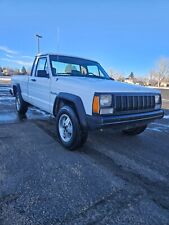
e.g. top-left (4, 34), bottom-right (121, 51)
top-left (56, 105), bottom-right (88, 150)
top-left (15, 91), bottom-right (28, 115)
top-left (122, 125), bottom-right (147, 135)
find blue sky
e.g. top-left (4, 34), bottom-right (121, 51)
top-left (0, 0), bottom-right (169, 76)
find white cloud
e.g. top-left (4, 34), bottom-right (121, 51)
top-left (1, 58), bottom-right (32, 67)
top-left (0, 46), bottom-right (18, 55)
top-left (6, 54), bottom-right (14, 58)
top-left (0, 46), bottom-right (33, 67)
top-left (21, 55), bottom-right (34, 60)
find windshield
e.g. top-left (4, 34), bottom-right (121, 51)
top-left (50, 55), bottom-right (110, 79)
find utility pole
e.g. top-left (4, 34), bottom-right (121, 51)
top-left (36, 34), bottom-right (42, 53)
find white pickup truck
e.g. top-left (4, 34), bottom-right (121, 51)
top-left (11, 53), bottom-right (164, 150)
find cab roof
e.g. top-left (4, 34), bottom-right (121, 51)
top-left (36, 53), bottom-right (98, 63)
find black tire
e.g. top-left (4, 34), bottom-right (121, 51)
top-left (15, 91), bottom-right (28, 115)
top-left (56, 105), bottom-right (88, 150)
top-left (122, 125), bottom-right (147, 135)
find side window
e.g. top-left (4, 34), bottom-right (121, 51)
top-left (36, 58), bottom-right (47, 77)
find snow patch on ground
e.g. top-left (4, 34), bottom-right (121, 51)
top-left (0, 77), bottom-right (11, 81)
top-left (0, 97), bottom-right (14, 101)
top-left (152, 122), bottom-right (169, 128)
top-left (162, 99), bottom-right (169, 102)
top-left (30, 108), bottom-right (50, 117)
top-left (163, 115), bottom-right (169, 119)
top-left (148, 122), bottom-right (169, 133)
top-left (0, 88), bottom-right (10, 91)
top-left (147, 127), bottom-right (162, 132)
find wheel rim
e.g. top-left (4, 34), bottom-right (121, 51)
top-left (58, 114), bottom-right (73, 143)
top-left (16, 95), bottom-right (21, 111)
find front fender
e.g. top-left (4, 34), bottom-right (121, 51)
top-left (53, 92), bottom-right (88, 132)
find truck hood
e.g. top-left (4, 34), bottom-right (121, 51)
top-left (56, 76), bottom-right (159, 94)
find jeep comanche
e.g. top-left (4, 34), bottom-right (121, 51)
top-left (11, 53), bottom-right (164, 149)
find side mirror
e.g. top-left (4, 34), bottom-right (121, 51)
top-left (37, 70), bottom-right (49, 78)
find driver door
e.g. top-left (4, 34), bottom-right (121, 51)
top-left (29, 57), bottom-right (51, 112)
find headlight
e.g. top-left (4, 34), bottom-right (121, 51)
top-left (93, 94), bottom-right (113, 114)
top-left (155, 95), bottom-right (161, 104)
top-left (100, 95), bottom-right (112, 107)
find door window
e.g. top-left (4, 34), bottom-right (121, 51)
top-left (36, 58), bottom-right (48, 77)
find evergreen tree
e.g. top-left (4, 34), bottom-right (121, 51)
top-left (129, 72), bottom-right (134, 79)
top-left (21, 66), bottom-right (27, 75)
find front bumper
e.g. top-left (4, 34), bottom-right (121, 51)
top-left (87, 109), bottom-right (164, 130)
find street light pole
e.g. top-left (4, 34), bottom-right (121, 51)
top-left (36, 34), bottom-right (42, 53)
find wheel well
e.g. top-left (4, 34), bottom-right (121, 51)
top-left (54, 99), bottom-right (77, 117)
top-left (53, 94), bottom-right (88, 133)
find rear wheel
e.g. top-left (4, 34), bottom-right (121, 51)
top-left (56, 105), bottom-right (88, 150)
top-left (15, 91), bottom-right (28, 115)
top-left (122, 125), bottom-right (147, 135)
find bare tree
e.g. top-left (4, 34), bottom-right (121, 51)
top-left (108, 68), bottom-right (125, 81)
top-left (150, 58), bottom-right (169, 87)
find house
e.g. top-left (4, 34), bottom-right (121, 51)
top-left (160, 81), bottom-right (169, 87)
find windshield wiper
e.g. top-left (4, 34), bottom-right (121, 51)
top-left (86, 75), bottom-right (111, 80)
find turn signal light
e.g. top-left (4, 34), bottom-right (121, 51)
top-left (93, 96), bottom-right (100, 114)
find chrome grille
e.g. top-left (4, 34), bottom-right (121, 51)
top-left (114, 95), bottom-right (155, 113)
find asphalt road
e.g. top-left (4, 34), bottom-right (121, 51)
top-left (0, 84), bottom-right (169, 225)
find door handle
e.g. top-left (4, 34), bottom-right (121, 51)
top-left (31, 78), bottom-right (36, 82)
